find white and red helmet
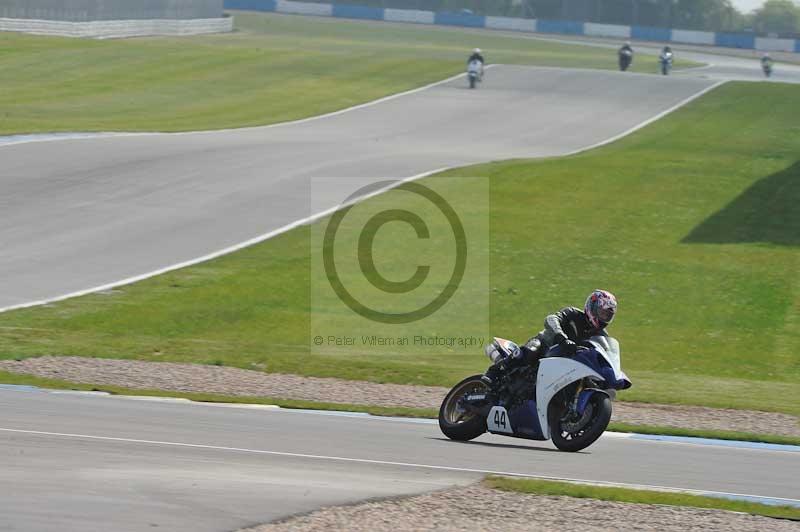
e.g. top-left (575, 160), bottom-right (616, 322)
top-left (585, 290), bottom-right (617, 329)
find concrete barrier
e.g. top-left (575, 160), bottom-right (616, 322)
top-left (715, 32), bottom-right (755, 49)
top-left (0, 16), bottom-right (233, 38)
top-left (755, 37), bottom-right (795, 53)
top-left (434, 12), bottom-right (484, 28)
top-left (485, 16), bottom-right (535, 32)
top-left (383, 8), bottom-right (433, 24)
top-left (225, 0), bottom-right (276, 12)
top-left (332, 3), bottom-right (382, 20)
top-left (584, 22), bottom-right (629, 39)
top-left (0, 0), bottom-right (223, 21)
top-left (631, 25), bottom-right (670, 42)
top-left (537, 18), bottom-right (583, 35)
top-left (275, 0), bottom-right (332, 16)
top-left (222, 0), bottom-right (800, 55)
top-left (670, 29), bottom-right (714, 45)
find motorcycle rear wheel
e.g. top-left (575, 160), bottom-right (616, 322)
top-left (548, 393), bottom-right (612, 452)
top-left (439, 375), bottom-right (488, 441)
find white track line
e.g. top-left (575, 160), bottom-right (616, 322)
top-left (0, 69), bottom-right (724, 314)
top-left (1, 426), bottom-right (796, 507)
top-left (561, 79), bottom-right (725, 157)
top-left (7, 385), bottom-right (795, 453)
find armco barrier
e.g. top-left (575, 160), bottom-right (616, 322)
top-left (223, 0), bottom-right (799, 55)
top-left (755, 37), bottom-right (795, 52)
top-left (631, 25), bottom-right (670, 42)
top-left (383, 8), bottom-right (433, 24)
top-left (537, 19), bottom-right (583, 35)
top-left (584, 22), bottom-right (629, 39)
top-left (434, 12), bottom-right (484, 28)
top-left (671, 29), bottom-right (714, 45)
top-left (715, 32), bottom-right (755, 49)
top-left (485, 15), bottom-right (535, 32)
top-left (225, 0), bottom-right (275, 11)
top-left (332, 3), bottom-right (383, 20)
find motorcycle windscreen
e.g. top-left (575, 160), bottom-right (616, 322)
top-left (586, 335), bottom-right (631, 388)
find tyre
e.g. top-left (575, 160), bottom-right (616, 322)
top-left (469, 76), bottom-right (476, 89)
top-left (548, 393), bottom-right (612, 452)
top-left (439, 375), bottom-right (488, 441)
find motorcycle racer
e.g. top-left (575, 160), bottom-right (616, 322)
top-left (467, 48), bottom-right (485, 80)
top-left (483, 289), bottom-right (618, 386)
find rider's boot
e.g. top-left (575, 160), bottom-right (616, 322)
top-left (481, 361), bottom-right (505, 387)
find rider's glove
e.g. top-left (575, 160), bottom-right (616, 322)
top-left (562, 339), bottom-right (578, 355)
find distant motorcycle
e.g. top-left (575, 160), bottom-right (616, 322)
top-left (660, 51), bottom-right (673, 75)
top-left (467, 59), bottom-right (482, 89)
top-left (762, 61), bottom-right (773, 78)
top-left (619, 49), bottom-right (633, 72)
top-left (439, 335), bottom-right (632, 452)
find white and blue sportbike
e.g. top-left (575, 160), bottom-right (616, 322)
top-left (439, 336), bottom-right (632, 452)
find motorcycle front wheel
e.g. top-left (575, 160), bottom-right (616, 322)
top-left (438, 375), bottom-right (488, 441)
top-left (548, 393), bottom-right (612, 452)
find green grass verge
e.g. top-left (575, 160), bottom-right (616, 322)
top-left (607, 423), bottom-right (800, 447)
top-left (1, 82), bottom-right (797, 419)
top-left (485, 476), bottom-right (800, 521)
top-left (2, 371), bottom-right (798, 445)
top-left (0, 370), bottom-right (436, 418)
top-left (0, 11), bottom-right (699, 135)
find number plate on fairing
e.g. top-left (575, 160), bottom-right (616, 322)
top-left (487, 406), bottom-right (513, 434)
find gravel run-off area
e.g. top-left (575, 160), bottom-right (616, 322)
top-left (241, 483), bottom-right (800, 532)
top-left (0, 356), bottom-right (798, 438)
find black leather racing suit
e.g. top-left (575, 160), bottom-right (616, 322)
top-left (468, 53), bottom-right (485, 65)
top-left (618, 45), bottom-right (633, 69)
top-left (519, 307), bottom-right (607, 365)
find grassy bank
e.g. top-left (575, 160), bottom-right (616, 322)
top-left (486, 477), bottom-right (800, 521)
top-left (1, 82), bottom-right (797, 418)
top-left (0, 11), bottom-right (698, 135)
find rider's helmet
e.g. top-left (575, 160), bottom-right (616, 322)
top-left (473, 48), bottom-right (482, 54)
top-left (585, 290), bottom-right (617, 330)
top-left (664, 45), bottom-right (672, 52)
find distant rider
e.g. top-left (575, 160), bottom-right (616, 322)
top-left (660, 46), bottom-right (673, 61)
top-left (618, 41), bottom-right (634, 71)
top-left (483, 290), bottom-right (618, 386)
top-left (468, 48), bottom-right (485, 80)
top-left (761, 53), bottom-right (773, 76)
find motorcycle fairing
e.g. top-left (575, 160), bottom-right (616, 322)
top-left (583, 335), bottom-right (632, 389)
top-left (509, 400), bottom-right (546, 440)
top-left (535, 357), bottom-right (604, 440)
top-left (486, 401), bottom-right (545, 440)
top-left (487, 406), bottom-right (513, 434)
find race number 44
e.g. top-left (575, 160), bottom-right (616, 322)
top-left (487, 406), bottom-right (513, 434)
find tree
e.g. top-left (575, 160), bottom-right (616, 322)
top-left (752, 0), bottom-right (800, 35)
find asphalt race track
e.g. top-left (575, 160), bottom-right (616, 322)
top-left (1, 388), bottom-right (798, 532)
top-left (3, 43), bottom-right (800, 531)
top-left (0, 66), bottom-right (718, 310)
